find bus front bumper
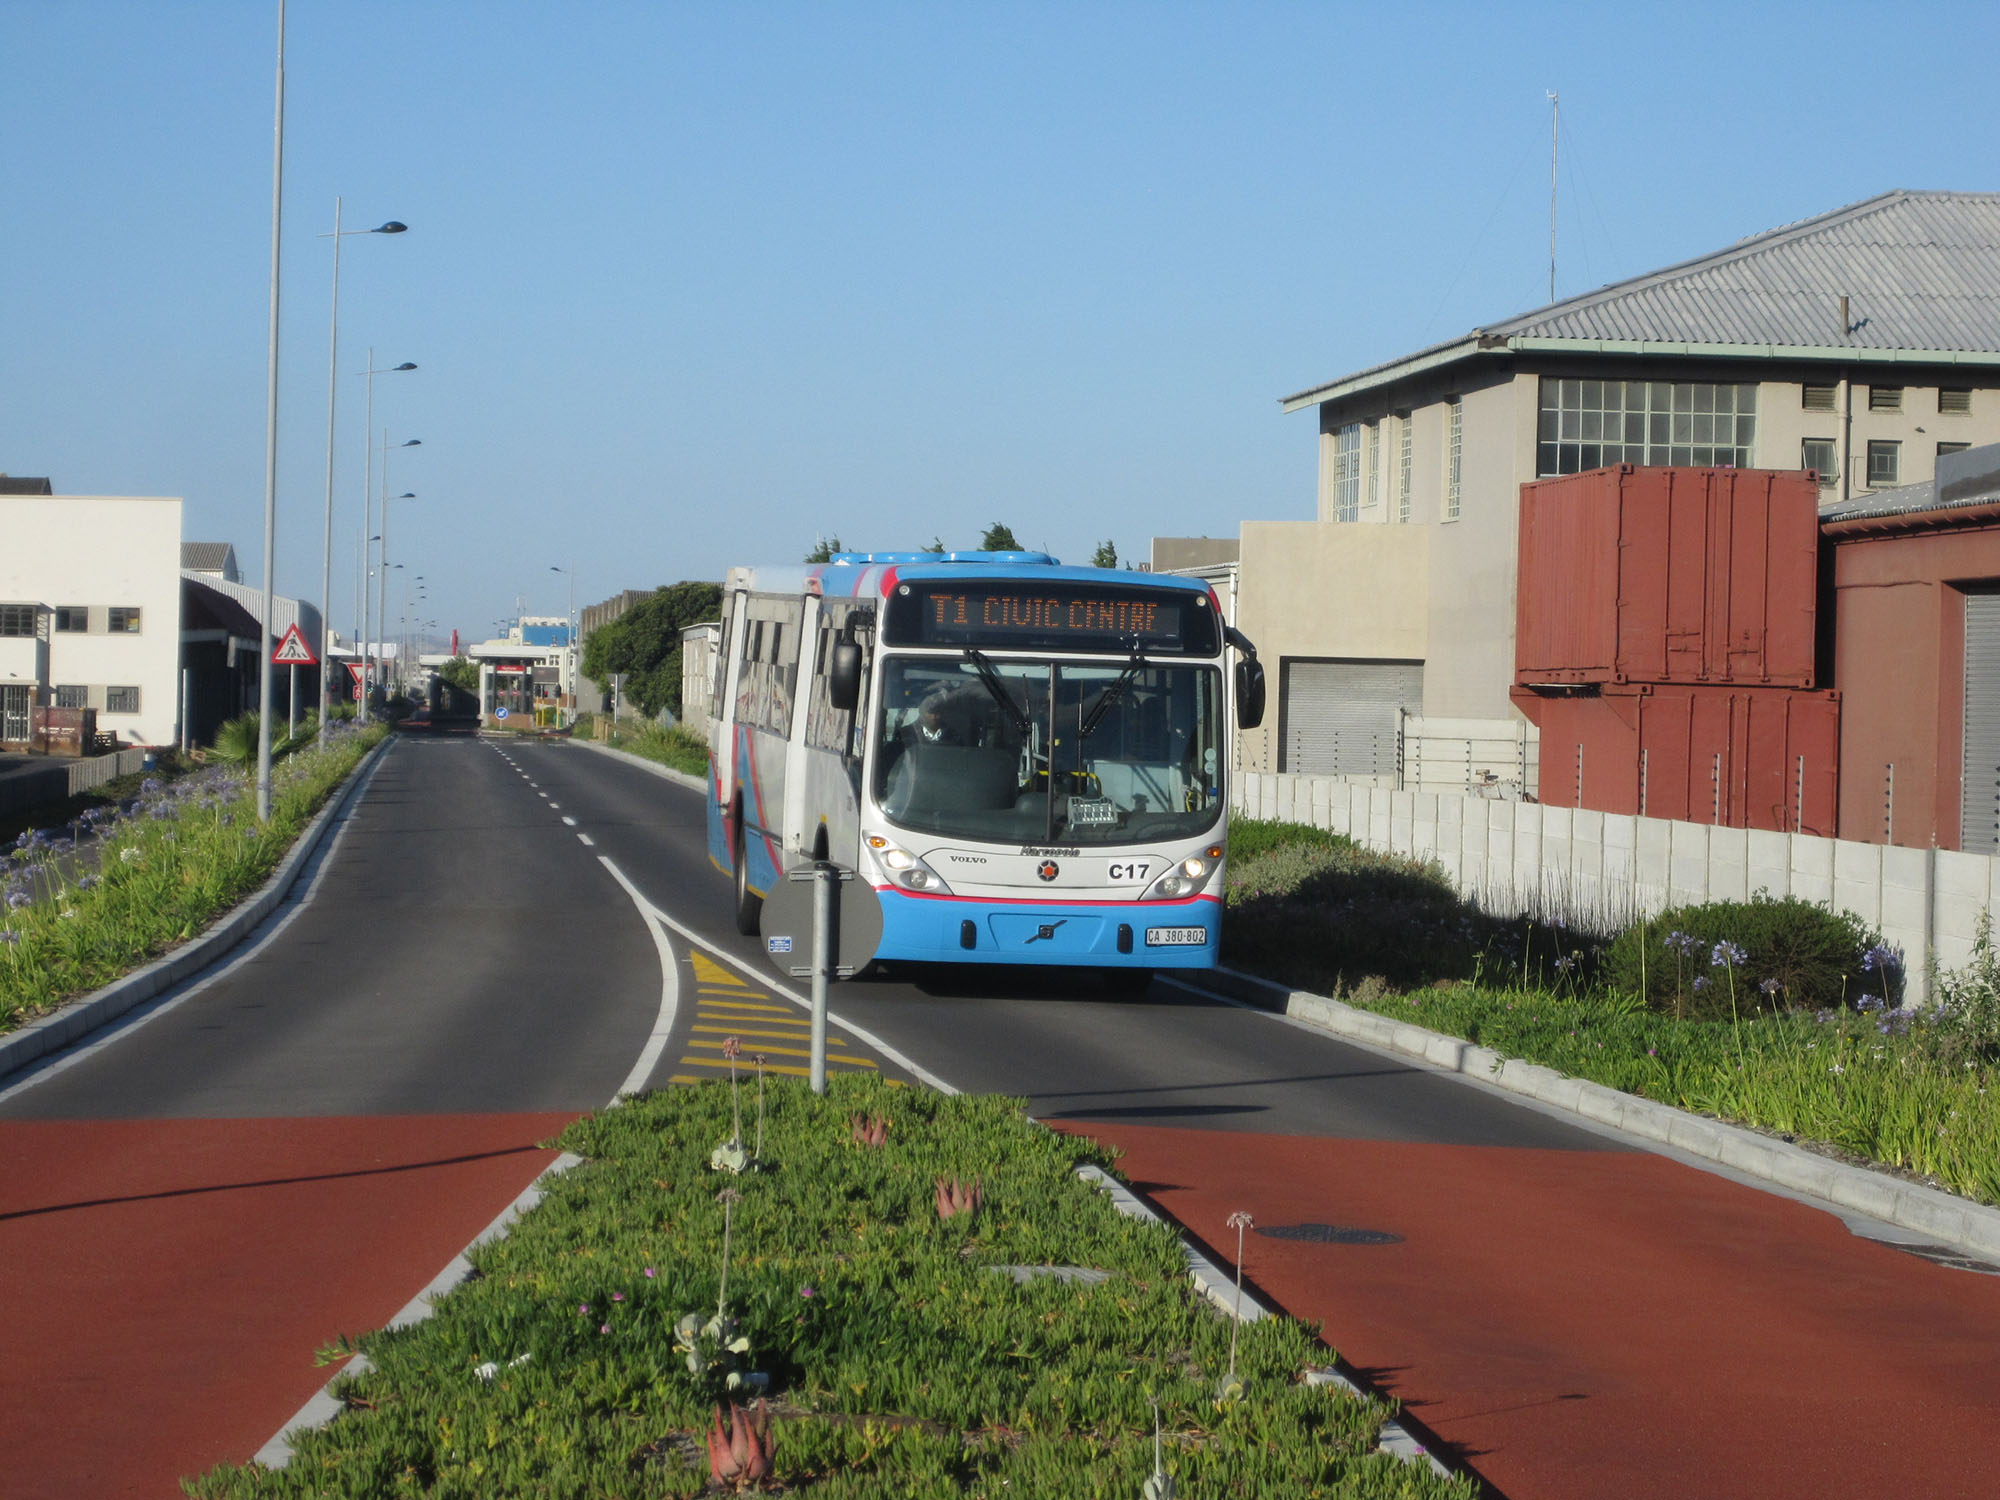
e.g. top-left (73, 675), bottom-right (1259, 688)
top-left (870, 887), bottom-right (1221, 967)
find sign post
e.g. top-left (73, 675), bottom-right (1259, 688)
top-left (761, 863), bottom-right (883, 1093)
top-left (271, 625), bottom-right (319, 740)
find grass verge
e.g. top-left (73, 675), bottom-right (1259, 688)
top-left (1223, 818), bottom-right (2000, 1210)
top-left (0, 722), bottom-right (387, 1033)
top-left (186, 1079), bottom-right (1470, 1498)
top-left (582, 717), bottom-right (712, 779)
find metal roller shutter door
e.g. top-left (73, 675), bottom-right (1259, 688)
top-left (1280, 659), bottom-right (1423, 777)
top-left (1962, 593), bottom-right (2000, 853)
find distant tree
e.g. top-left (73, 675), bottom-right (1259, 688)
top-left (920, 536), bottom-right (947, 554)
top-left (438, 655), bottom-right (480, 691)
top-left (581, 580), bottom-right (724, 718)
top-left (1090, 539), bottom-right (1119, 568)
top-left (979, 522), bottom-right (1021, 551)
top-left (804, 535), bottom-right (844, 563)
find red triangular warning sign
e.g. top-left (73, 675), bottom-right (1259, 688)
top-left (271, 624), bottom-right (319, 666)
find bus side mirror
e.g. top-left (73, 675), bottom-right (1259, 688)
top-left (1235, 657), bottom-right (1266, 730)
top-left (829, 641), bottom-right (863, 711)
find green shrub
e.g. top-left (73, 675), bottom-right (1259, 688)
top-left (1225, 818), bottom-right (1350, 863)
top-left (1602, 895), bottom-right (1894, 1019)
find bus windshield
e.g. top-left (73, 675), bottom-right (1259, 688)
top-left (872, 653), bottom-right (1222, 845)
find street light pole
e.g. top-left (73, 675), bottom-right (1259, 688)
top-left (255, 0), bottom-right (286, 823)
top-left (377, 448), bottom-right (417, 707)
top-left (318, 202), bottom-right (406, 739)
top-left (356, 363), bottom-right (415, 718)
top-left (550, 564), bottom-right (575, 723)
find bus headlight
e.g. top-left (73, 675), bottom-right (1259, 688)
top-left (1147, 872), bottom-right (1190, 899)
top-left (1181, 856), bottom-right (1210, 880)
top-left (867, 837), bottom-right (952, 895)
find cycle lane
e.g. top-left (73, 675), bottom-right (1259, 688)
top-left (1052, 1118), bottom-right (2000, 1500)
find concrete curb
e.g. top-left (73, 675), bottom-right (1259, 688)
top-left (566, 735), bottom-right (708, 795)
top-left (0, 735), bottom-right (394, 1084)
top-left (1190, 963), bottom-right (2000, 1263)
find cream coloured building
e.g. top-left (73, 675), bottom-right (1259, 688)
top-left (1, 488), bottom-right (185, 748)
top-left (1238, 189), bottom-right (2000, 785)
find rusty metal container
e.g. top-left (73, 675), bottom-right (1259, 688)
top-left (1514, 684), bottom-right (1839, 834)
top-left (28, 706), bottom-right (95, 758)
top-left (1516, 466), bottom-right (1820, 689)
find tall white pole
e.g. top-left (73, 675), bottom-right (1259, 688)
top-left (255, 0), bottom-right (286, 823)
top-left (378, 433), bottom-right (391, 706)
top-left (318, 196), bottom-right (342, 739)
top-left (1547, 90), bottom-right (1559, 305)
top-left (360, 349), bottom-right (375, 719)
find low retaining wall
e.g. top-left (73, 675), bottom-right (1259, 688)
top-left (1234, 771), bottom-right (2000, 1004)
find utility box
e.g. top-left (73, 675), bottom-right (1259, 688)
top-left (1516, 466), bottom-right (1819, 689)
top-left (1514, 684), bottom-right (1838, 835)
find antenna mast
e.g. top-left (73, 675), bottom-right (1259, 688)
top-left (1547, 91), bottom-right (1559, 304)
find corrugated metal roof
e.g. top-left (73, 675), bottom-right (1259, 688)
top-left (1285, 190), bottom-right (2000, 409)
top-left (1821, 440), bottom-right (2000, 526)
top-left (180, 542), bottom-right (238, 575)
top-left (180, 572), bottom-right (319, 641)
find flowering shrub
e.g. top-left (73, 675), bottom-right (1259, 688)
top-left (1601, 896), bottom-right (1891, 1018)
top-left (1922, 914), bottom-right (2000, 1068)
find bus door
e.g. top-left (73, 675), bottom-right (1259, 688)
top-left (714, 588), bottom-right (751, 815)
top-left (780, 594), bottom-right (824, 863)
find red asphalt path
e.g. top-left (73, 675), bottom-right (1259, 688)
top-left (0, 1112), bottom-right (578, 1498)
top-left (1060, 1121), bottom-right (2000, 1500)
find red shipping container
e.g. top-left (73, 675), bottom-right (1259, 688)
top-left (1516, 466), bottom-right (1819, 689)
top-left (1514, 684), bottom-right (1839, 835)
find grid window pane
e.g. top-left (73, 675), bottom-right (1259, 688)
top-left (1536, 378), bottom-right (1757, 477)
top-left (1802, 438), bottom-right (1838, 485)
top-left (1867, 440), bottom-right (1900, 487)
top-left (54, 606), bottom-right (88, 633)
top-left (106, 686), bottom-right (140, 714)
top-left (0, 605), bottom-right (36, 637)
top-left (108, 607), bottom-right (141, 633)
top-left (54, 685), bottom-right (88, 709)
top-left (1333, 422), bottom-right (1362, 522)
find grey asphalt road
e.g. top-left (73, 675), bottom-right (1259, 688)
top-left (0, 735), bottom-right (667, 1119)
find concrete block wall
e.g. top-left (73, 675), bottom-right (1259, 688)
top-left (1234, 772), bottom-right (2000, 1004)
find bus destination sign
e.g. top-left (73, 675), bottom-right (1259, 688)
top-left (887, 582), bottom-right (1216, 654)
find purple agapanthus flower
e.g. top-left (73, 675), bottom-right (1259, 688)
top-left (1711, 941), bottom-right (1748, 968)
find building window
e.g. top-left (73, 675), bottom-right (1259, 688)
top-left (1869, 385), bottom-right (1903, 412)
top-left (1537, 378), bottom-right (1757, 476)
top-left (1444, 398), bottom-right (1463, 520)
top-left (1940, 388), bottom-right (1973, 415)
top-left (105, 686), bottom-right (141, 714)
top-left (1802, 383), bottom-right (1837, 411)
top-left (1332, 422), bottom-right (1362, 522)
top-left (108, 607), bottom-right (142, 633)
top-left (54, 685), bottom-right (88, 710)
top-left (1397, 415), bottom-right (1412, 522)
top-left (1801, 438), bottom-right (1838, 487)
top-left (0, 605), bottom-right (37, 637)
top-left (1866, 440), bottom-right (1901, 487)
top-left (54, 606), bottom-right (88, 633)
top-left (1939, 441), bottom-right (1972, 461)
top-left (1366, 421), bottom-right (1381, 514)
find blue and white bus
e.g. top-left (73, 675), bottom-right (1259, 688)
top-left (706, 551), bottom-right (1264, 974)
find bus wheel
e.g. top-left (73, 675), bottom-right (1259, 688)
top-left (733, 823), bottom-right (762, 936)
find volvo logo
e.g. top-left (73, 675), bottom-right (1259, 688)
top-left (1036, 860), bottom-right (1060, 881)
top-left (1025, 920), bottom-right (1068, 944)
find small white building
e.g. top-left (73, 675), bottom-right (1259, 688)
top-left (2, 486), bottom-right (184, 748)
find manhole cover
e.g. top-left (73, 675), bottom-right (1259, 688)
top-left (1255, 1222), bottom-right (1402, 1245)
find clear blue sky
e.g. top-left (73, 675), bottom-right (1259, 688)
top-left (7, 0), bottom-right (1997, 648)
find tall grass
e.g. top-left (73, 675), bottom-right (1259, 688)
top-left (0, 722), bottom-right (386, 1031)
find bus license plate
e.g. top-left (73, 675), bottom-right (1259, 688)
top-left (1145, 926), bottom-right (1208, 947)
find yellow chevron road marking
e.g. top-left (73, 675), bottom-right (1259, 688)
top-left (684, 1039), bottom-right (875, 1068)
top-left (674, 1057), bottom-right (874, 1079)
top-left (690, 953), bottom-right (750, 987)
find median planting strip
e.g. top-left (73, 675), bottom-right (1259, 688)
top-left (190, 1079), bottom-right (1472, 1498)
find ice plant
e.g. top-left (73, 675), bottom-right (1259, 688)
top-left (1218, 1210), bottom-right (1253, 1402)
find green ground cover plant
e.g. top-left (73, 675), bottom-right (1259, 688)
top-left (0, 721), bottom-right (386, 1031)
top-left (591, 718), bottom-right (712, 779)
top-left (1223, 818), bottom-right (2000, 1209)
top-left (187, 1079), bottom-right (1469, 1499)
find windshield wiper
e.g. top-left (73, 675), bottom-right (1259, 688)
top-left (963, 648), bottom-right (1032, 736)
top-left (1079, 641), bottom-right (1146, 741)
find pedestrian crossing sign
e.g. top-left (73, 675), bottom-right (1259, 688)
top-left (272, 624), bottom-right (318, 665)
